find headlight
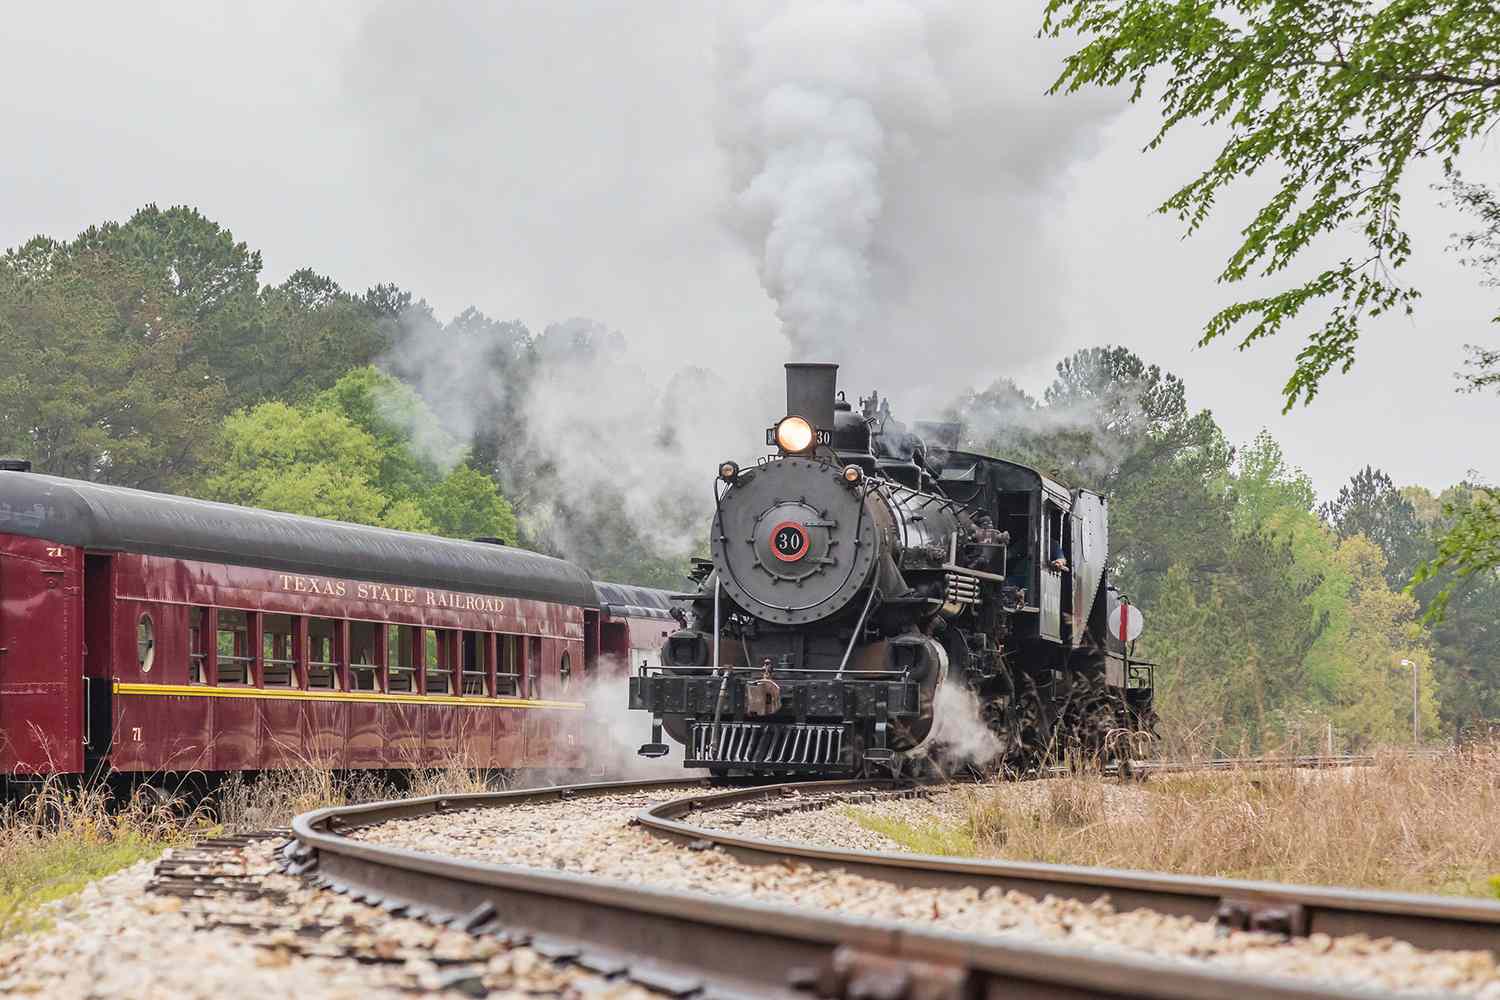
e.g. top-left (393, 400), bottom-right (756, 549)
top-left (718, 461), bottom-right (740, 482)
top-left (774, 415), bottom-right (815, 453)
top-left (842, 464), bottom-right (863, 485)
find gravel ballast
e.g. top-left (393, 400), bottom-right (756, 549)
top-left (351, 787), bottom-right (1500, 997)
top-left (0, 835), bottom-right (663, 1000)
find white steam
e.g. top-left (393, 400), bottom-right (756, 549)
top-left (577, 668), bottom-right (702, 781)
top-left (379, 311), bottom-right (779, 572)
top-left (519, 320), bottom-right (770, 564)
top-left (918, 680), bottom-right (1004, 773)
top-left (721, 1), bottom-right (950, 358)
top-left (718, 1), bottom-right (1121, 399)
top-left (380, 309), bottom-right (532, 473)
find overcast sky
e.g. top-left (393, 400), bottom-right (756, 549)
top-left (3, 2), bottom-right (1495, 498)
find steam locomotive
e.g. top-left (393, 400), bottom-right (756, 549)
top-left (629, 363), bottom-right (1156, 777)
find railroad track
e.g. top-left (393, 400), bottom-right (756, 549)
top-left (640, 777), bottom-right (1500, 953)
top-left (284, 761), bottom-right (1495, 1000)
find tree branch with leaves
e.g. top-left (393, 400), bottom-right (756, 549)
top-left (1042, 0), bottom-right (1500, 410)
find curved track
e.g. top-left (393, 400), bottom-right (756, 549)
top-left (284, 762), bottom-right (1497, 1000)
top-left (639, 776), bottom-right (1500, 954)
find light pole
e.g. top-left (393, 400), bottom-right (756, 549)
top-left (1400, 658), bottom-right (1418, 746)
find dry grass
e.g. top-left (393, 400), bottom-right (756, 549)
top-left (853, 748), bottom-right (1500, 897)
top-left (0, 779), bottom-right (202, 940)
top-left (0, 763), bottom-right (500, 942)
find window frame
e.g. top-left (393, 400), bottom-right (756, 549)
top-left (348, 619), bottom-right (383, 692)
top-left (215, 609), bottom-right (255, 686)
top-left (423, 628), bottom-right (456, 696)
top-left (306, 616), bottom-right (342, 691)
top-left (136, 613), bottom-right (156, 675)
top-left (460, 630), bottom-right (492, 697)
top-left (188, 607), bottom-right (213, 685)
top-left (260, 613), bottom-right (299, 689)
top-left (526, 636), bottom-right (542, 699)
top-left (496, 634), bottom-right (521, 697)
top-left (387, 623), bottom-right (418, 694)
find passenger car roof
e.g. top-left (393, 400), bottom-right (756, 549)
top-left (0, 472), bottom-right (599, 608)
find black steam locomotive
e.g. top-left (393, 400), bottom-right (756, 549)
top-left (630, 363), bottom-right (1155, 777)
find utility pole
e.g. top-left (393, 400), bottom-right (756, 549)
top-left (1400, 658), bottom-right (1418, 746)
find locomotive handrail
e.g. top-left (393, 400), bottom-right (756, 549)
top-left (647, 664), bottom-right (908, 677)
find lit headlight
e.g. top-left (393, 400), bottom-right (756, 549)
top-left (774, 415), bottom-right (815, 453)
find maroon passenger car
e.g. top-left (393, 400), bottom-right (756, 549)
top-left (0, 464), bottom-right (663, 784)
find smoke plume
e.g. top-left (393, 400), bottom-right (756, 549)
top-left (517, 320), bottom-right (768, 566)
top-left (717, 1), bottom-right (1121, 399)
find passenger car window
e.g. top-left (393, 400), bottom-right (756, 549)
top-left (137, 615), bottom-right (155, 673)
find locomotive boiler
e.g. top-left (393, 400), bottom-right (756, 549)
top-left (629, 363), bottom-right (1156, 777)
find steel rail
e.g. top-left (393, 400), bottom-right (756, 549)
top-left (288, 775), bottom-right (1450, 1000)
top-left (637, 776), bottom-right (1500, 955)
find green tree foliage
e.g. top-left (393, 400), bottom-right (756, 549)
top-left (202, 402), bottom-right (393, 524)
top-left (1321, 465), bottom-right (1427, 587)
top-left (1330, 536), bottom-right (1438, 746)
top-left (0, 205), bottom-right (679, 586)
top-left (199, 368), bottom-right (516, 543)
top-left (250, 269), bottom-right (400, 407)
top-left (423, 465), bottom-right (519, 543)
top-left (0, 235), bottom-right (225, 488)
top-left (1412, 486), bottom-right (1500, 618)
top-left (1042, 0), bottom-right (1500, 410)
top-left (1408, 178), bottom-right (1500, 611)
top-left (0, 206), bottom-right (397, 487)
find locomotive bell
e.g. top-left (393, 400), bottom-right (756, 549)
top-left (710, 456), bottom-right (880, 626)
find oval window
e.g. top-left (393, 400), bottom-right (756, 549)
top-left (137, 615), bottom-right (156, 674)
top-left (559, 651), bottom-right (572, 693)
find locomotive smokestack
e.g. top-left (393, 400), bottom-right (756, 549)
top-left (785, 363), bottom-right (838, 434)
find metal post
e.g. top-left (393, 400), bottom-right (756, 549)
top-left (1401, 658), bottom-right (1418, 746)
top-left (708, 574), bottom-right (726, 760)
top-left (712, 573), bottom-right (721, 671)
top-left (836, 585), bottom-right (879, 680)
top-left (1398, 659), bottom-right (1410, 746)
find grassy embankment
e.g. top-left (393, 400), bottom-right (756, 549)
top-left (0, 766), bottom-right (493, 941)
top-left (850, 748), bottom-right (1500, 897)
